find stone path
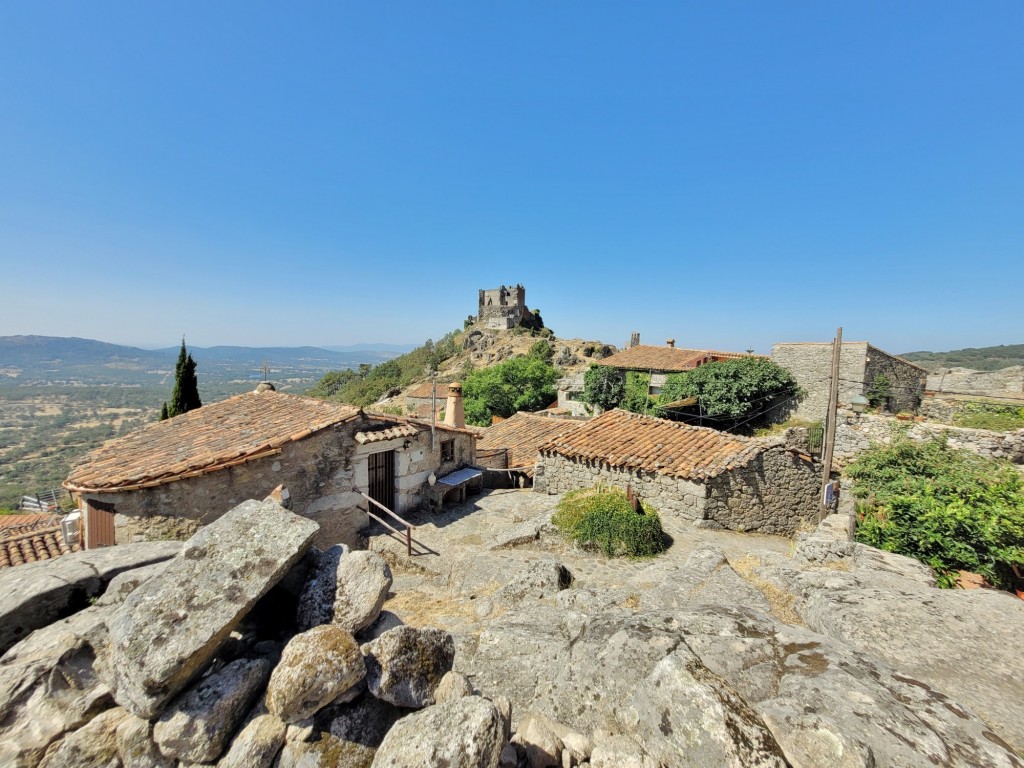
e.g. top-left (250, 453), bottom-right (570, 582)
top-left (369, 488), bottom-right (793, 593)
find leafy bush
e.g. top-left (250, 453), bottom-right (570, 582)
top-left (847, 437), bottom-right (1024, 590)
top-left (552, 486), bottom-right (666, 557)
top-left (866, 374), bottom-right (893, 409)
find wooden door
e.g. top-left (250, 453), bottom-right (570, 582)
top-left (86, 500), bottom-right (116, 549)
top-left (367, 450), bottom-right (395, 511)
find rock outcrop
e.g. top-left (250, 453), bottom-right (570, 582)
top-left (363, 626), bottom-right (456, 708)
top-left (0, 541), bottom-right (181, 655)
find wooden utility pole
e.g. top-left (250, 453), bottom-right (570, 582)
top-left (818, 326), bottom-right (843, 524)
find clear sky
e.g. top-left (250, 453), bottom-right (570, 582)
top-left (1, 3), bottom-right (1021, 354)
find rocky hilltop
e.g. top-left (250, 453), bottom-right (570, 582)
top-left (1, 489), bottom-right (1022, 767)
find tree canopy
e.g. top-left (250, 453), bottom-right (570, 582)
top-left (581, 365), bottom-right (624, 412)
top-left (658, 357), bottom-right (798, 428)
top-left (462, 356), bottom-right (560, 426)
top-left (162, 338), bottom-right (201, 419)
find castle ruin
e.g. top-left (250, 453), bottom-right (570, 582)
top-left (475, 284), bottom-right (542, 330)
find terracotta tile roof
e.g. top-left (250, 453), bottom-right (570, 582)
top-left (538, 408), bottom-right (765, 481)
top-left (478, 412), bottom-right (586, 469)
top-left (356, 424), bottom-right (420, 445)
top-left (0, 513), bottom-right (62, 536)
top-left (0, 526), bottom-right (79, 569)
top-left (597, 345), bottom-right (756, 373)
top-left (64, 391), bottom-right (361, 493)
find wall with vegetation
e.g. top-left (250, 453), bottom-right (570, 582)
top-left (833, 409), bottom-right (1024, 467)
top-left (863, 344), bottom-right (928, 414)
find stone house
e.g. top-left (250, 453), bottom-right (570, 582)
top-left (534, 409), bottom-right (820, 535)
top-left (64, 387), bottom-right (476, 550)
top-left (476, 411), bottom-right (586, 486)
top-left (559, 337), bottom-right (756, 415)
top-left (771, 341), bottom-right (928, 422)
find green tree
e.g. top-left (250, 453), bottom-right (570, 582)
top-left (166, 338), bottom-right (202, 418)
top-left (659, 357), bottom-right (799, 429)
top-left (159, 402), bottom-right (169, 421)
top-left (528, 339), bottom-right (554, 362)
top-left (462, 356), bottom-right (560, 426)
top-left (621, 372), bottom-right (655, 414)
top-left (581, 365), bottom-right (625, 411)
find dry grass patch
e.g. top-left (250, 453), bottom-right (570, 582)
top-left (382, 588), bottom-right (484, 629)
top-left (731, 555), bottom-right (805, 627)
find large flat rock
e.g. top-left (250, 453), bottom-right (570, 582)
top-left (105, 499), bottom-right (319, 718)
top-left (0, 541), bottom-right (182, 655)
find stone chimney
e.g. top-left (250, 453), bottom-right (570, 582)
top-left (666, 339), bottom-right (675, 348)
top-left (629, 332), bottom-right (640, 349)
top-left (443, 382), bottom-right (465, 429)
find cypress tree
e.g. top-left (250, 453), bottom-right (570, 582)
top-left (167, 337), bottom-right (202, 417)
top-left (160, 402), bottom-right (169, 421)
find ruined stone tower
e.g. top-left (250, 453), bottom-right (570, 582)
top-left (475, 284), bottom-right (542, 330)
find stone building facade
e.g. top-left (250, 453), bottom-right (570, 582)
top-left (771, 341), bottom-right (928, 422)
top-left (65, 390), bottom-right (475, 550)
top-left (533, 409), bottom-right (820, 536)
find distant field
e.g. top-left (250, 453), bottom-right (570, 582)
top-left (901, 344), bottom-right (1024, 372)
top-left (0, 379), bottom-right (314, 510)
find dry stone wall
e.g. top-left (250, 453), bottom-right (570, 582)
top-left (771, 343), bottom-right (869, 422)
top-left (863, 344), bottom-right (928, 414)
top-left (832, 409), bottom-right (1024, 467)
top-left (702, 446), bottom-right (820, 535)
top-left (533, 454), bottom-right (707, 522)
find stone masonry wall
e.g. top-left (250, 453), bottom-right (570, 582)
top-left (771, 342), bottom-right (869, 422)
top-left (533, 454), bottom-right (707, 523)
top-left (863, 345), bottom-right (927, 414)
top-left (832, 409), bottom-right (1024, 467)
top-left (702, 446), bottom-right (820, 536)
top-left (85, 420), bottom-right (476, 550)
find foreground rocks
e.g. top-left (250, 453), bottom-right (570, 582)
top-left (4, 490), bottom-right (1024, 768)
top-left (0, 541), bottom-right (181, 655)
top-left (105, 499), bottom-right (320, 718)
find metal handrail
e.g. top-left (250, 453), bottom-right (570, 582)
top-left (359, 492), bottom-right (414, 556)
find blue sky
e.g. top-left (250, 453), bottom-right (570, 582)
top-left (1, 3), bottom-right (1021, 354)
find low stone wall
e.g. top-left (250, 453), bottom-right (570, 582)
top-left (833, 410), bottom-right (1024, 467)
top-left (533, 455), bottom-right (706, 522)
top-left (702, 446), bottom-right (820, 536)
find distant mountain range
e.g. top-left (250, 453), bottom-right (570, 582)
top-left (0, 335), bottom-right (410, 387)
top-left (900, 344), bottom-right (1024, 372)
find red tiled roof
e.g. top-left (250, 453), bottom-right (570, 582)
top-left (478, 412), bottom-right (586, 469)
top-left (65, 391), bottom-right (362, 493)
top-left (356, 424), bottom-right (420, 445)
top-left (0, 526), bottom-right (79, 569)
top-left (537, 408), bottom-right (764, 481)
top-left (597, 345), bottom-right (756, 373)
top-left (0, 513), bottom-right (61, 535)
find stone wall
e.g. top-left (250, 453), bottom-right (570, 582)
top-left (863, 345), bottom-right (928, 414)
top-left (771, 342), bottom-right (869, 422)
top-left (702, 446), bottom-right (820, 535)
top-left (534, 444), bottom-right (819, 536)
top-left (832, 409), bottom-right (1024, 467)
top-left (83, 421), bottom-right (476, 550)
top-left (533, 454), bottom-right (707, 522)
top-left (556, 372), bottom-right (593, 417)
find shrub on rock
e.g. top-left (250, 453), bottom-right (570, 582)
top-left (552, 486), bottom-right (666, 557)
